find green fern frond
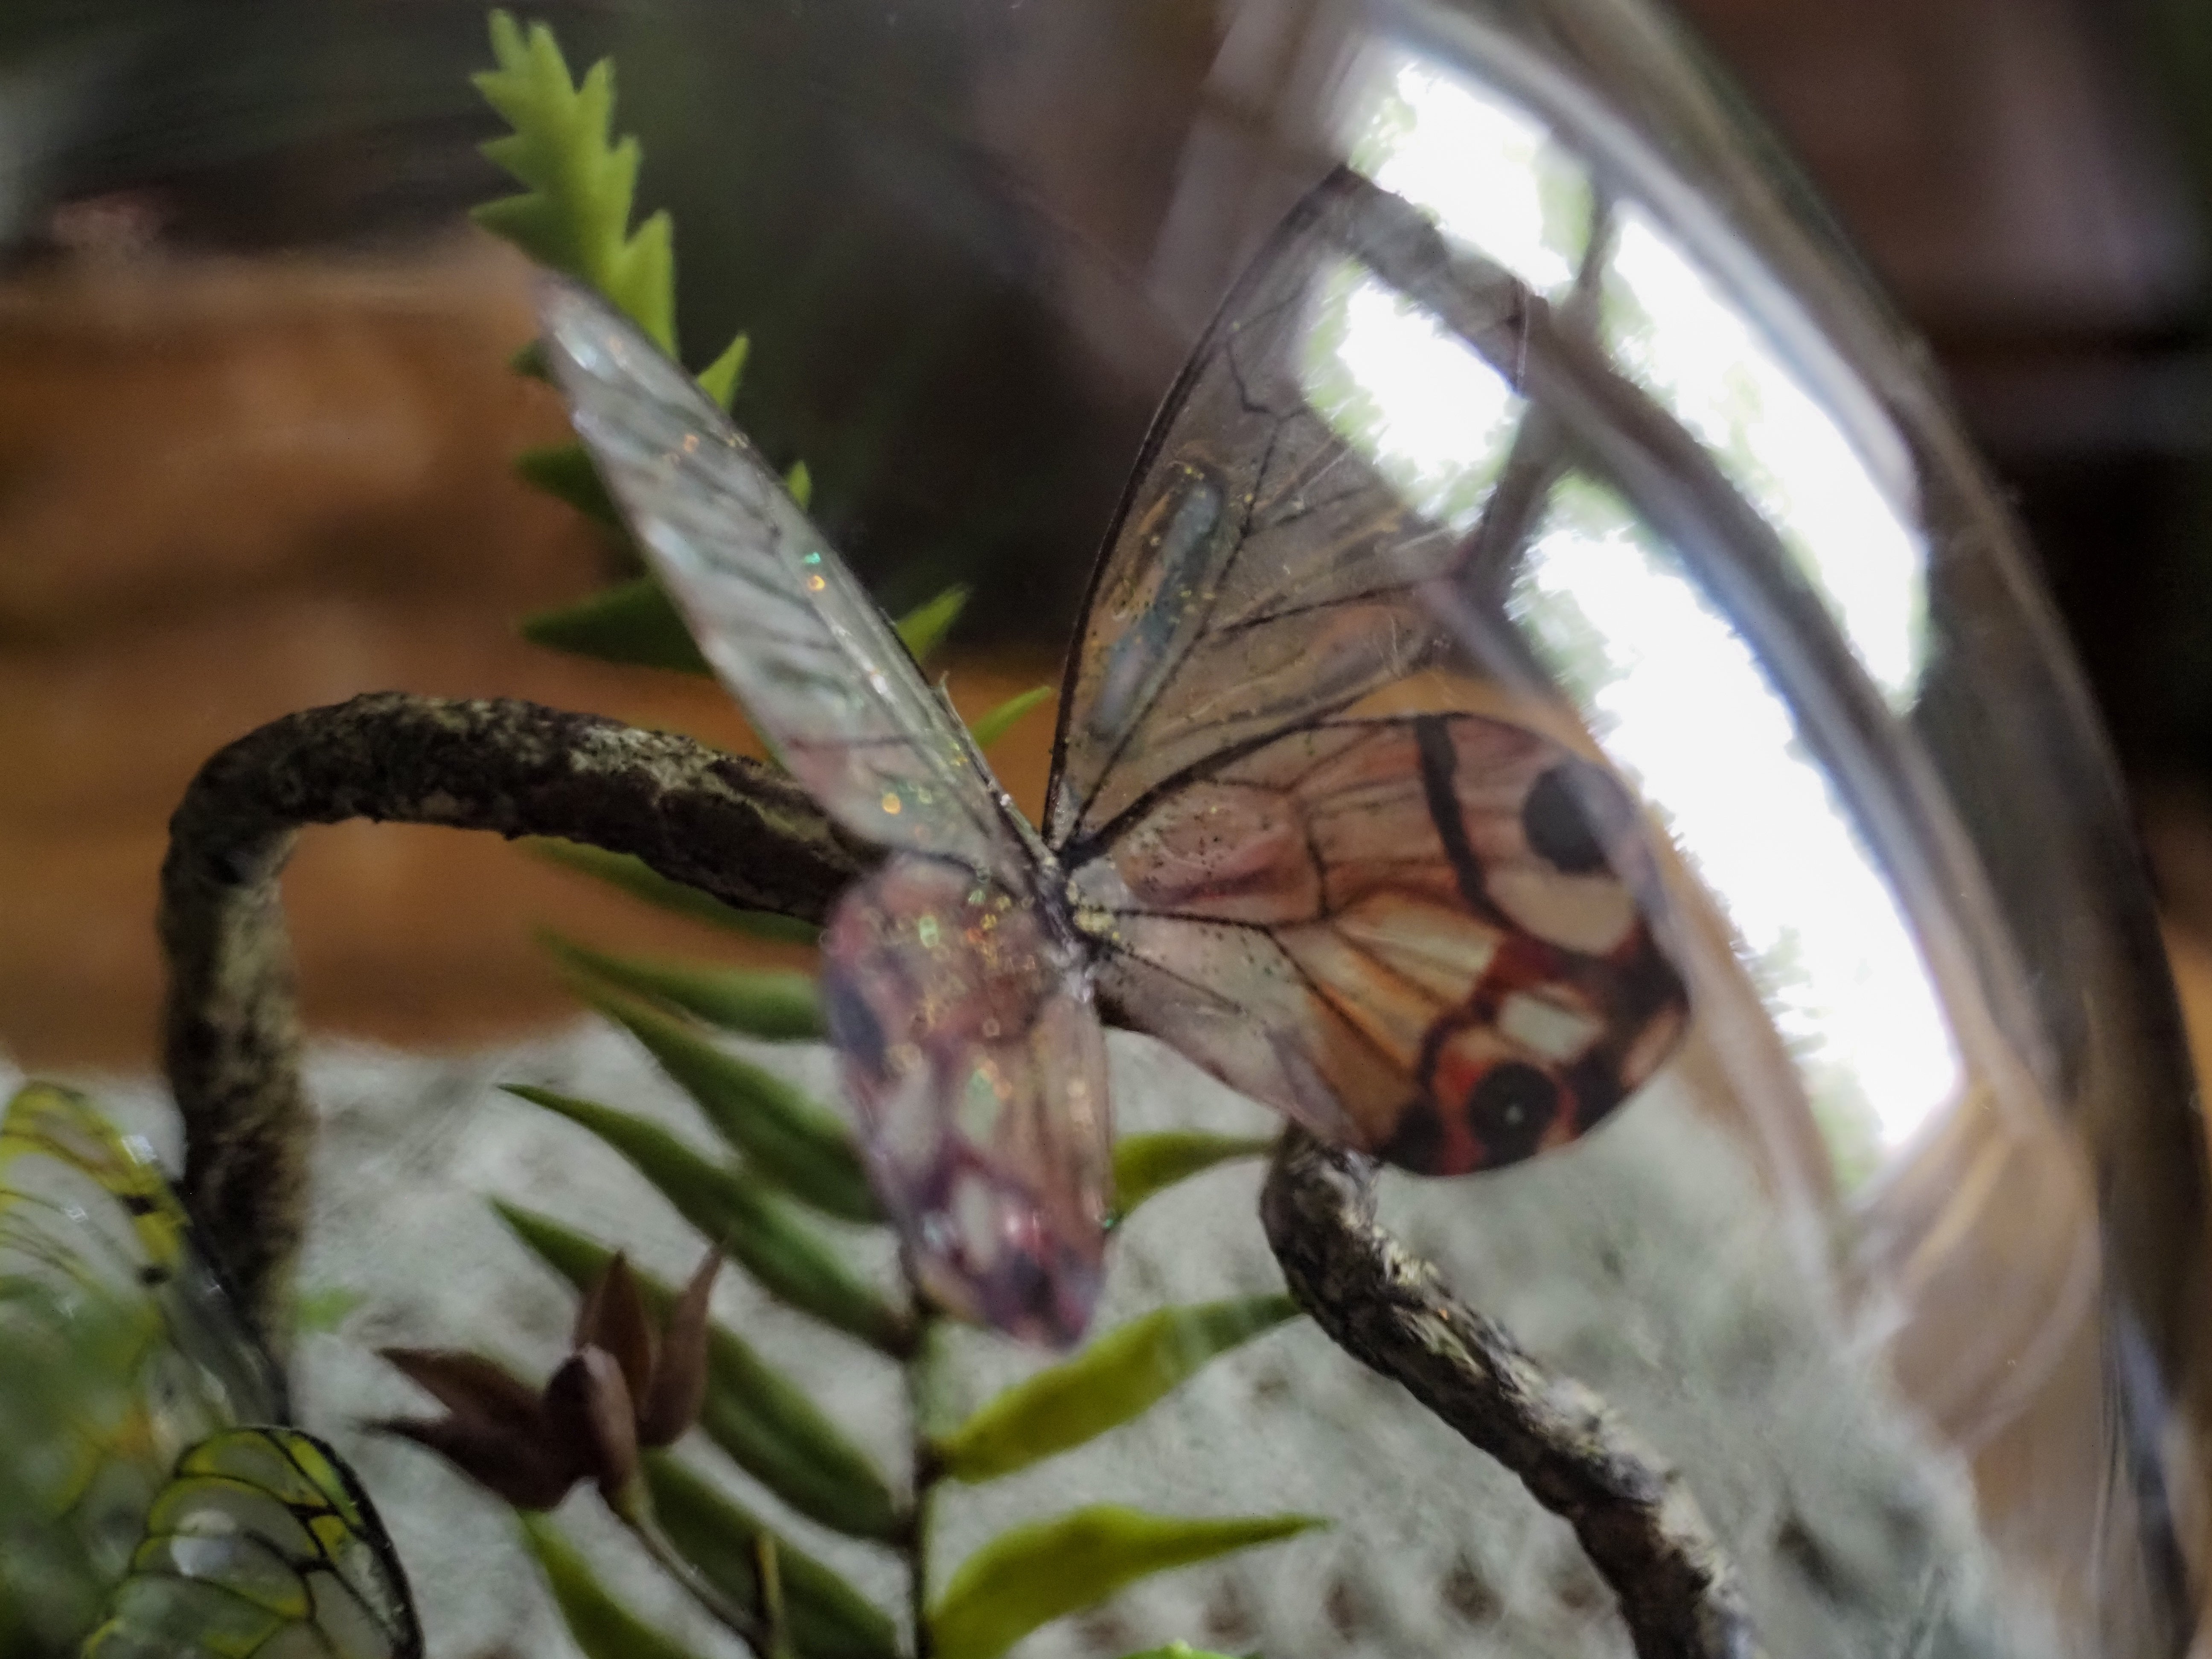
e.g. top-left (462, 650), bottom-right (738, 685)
top-left (473, 10), bottom-right (675, 348)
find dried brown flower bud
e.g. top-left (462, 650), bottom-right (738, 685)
top-left (640, 1249), bottom-right (721, 1447)
top-left (375, 1245), bottom-right (724, 1518)
top-left (373, 1349), bottom-right (585, 1510)
top-left (546, 1345), bottom-right (643, 1516)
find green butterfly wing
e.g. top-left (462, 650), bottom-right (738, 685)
top-left (1, 1084), bottom-right (416, 1658)
top-left (81, 1427), bottom-right (422, 1659)
top-left (1, 1083), bottom-right (286, 1649)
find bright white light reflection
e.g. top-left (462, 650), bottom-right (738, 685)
top-left (1353, 56), bottom-right (1589, 297)
top-left (1514, 490), bottom-right (1961, 1162)
top-left (1604, 211), bottom-right (1928, 704)
top-left (1346, 55), bottom-right (1929, 707)
top-left (1299, 261), bottom-right (1522, 532)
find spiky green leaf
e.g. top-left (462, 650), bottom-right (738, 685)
top-left (557, 978), bottom-right (874, 1222)
top-left (519, 1512), bottom-right (705, 1659)
top-left (646, 1455), bottom-right (899, 1659)
top-left (521, 576), bottom-right (712, 674)
top-left (472, 12), bottom-right (673, 345)
top-left (894, 586), bottom-right (967, 667)
top-left (932, 1296), bottom-right (1298, 1483)
top-left (524, 839), bottom-right (822, 943)
top-left (698, 332), bottom-right (751, 412)
top-left (496, 1204), bottom-right (899, 1539)
top-left (1111, 1132), bottom-right (1274, 1222)
top-left (515, 442), bottom-right (621, 527)
top-left (967, 685), bottom-right (1053, 752)
top-left (541, 931), bottom-right (824, 1040)
top-left (929, 1509), bottom-right (1321, 1659)
top-left (502, 1088), bottom-right (907, 1352)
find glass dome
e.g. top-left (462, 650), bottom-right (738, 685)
top-left (5, 2), bottom-right (2207, 1657)
top-left (1206, 2), bottom-right (2210, 1653)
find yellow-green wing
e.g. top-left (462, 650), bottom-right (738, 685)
top-left (0, 1083), bottom-right (283, 1651)
top-left (81, 1427), bottom-right (422, 1659)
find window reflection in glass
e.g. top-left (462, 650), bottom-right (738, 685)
top-left (1309, 54), bottom-right (1967, 1178)
top-left (1509, 481), bottom-right (1962, 1179)
top-left (1298, 258), bottom-right (1523, 533)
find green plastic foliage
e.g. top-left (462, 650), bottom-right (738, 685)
top-left (932, 1296), bottom-right (1298, 1483)
top-left (473, 11), bottom-right (673, 348)
top-left (544, 932), bottom-right (825, 1040)
top-left (503, 1088), bottom-right (907, 1352)
top-left (968, 685), bottom-right (1053, 753)
top-left (1110, 1133), bottom-right (1275, 1221)
top-left (496, 1204), bottom-right (899, 1540)
top-left (520, 1513), bottom-right (706, 1659)
top-left (522, 576), bottom-right (712, 674)
top-left (784, 460), bottom-right (814, 511)
top-left (559, 978), bottom-right (875, 1222)
top-left (894, 586), bottom-right (968, 667)
top-left (515, 442), bottom-right (620, 527)
top-left (645, 1455), bottom-right (898, 1659)
top-left (929, 1508), bottom-right (1321, 1659)
top-left (524, 838), bottom-right (822, 942)
top-left (699, 332), bottom-right (751, 412)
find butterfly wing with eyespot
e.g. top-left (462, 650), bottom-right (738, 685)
top-left (1048, 170), bottom-right (1690, 1172)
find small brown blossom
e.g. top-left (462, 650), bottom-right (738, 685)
top-left (376, 1247), bottom-right (722, 1515)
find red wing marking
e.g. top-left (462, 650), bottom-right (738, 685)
top-left (1077, 710), bottom-right (1687, 1173)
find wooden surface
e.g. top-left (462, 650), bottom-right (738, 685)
top-left (0, 241), bottom-right (1056, 1070)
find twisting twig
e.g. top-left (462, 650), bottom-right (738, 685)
top-left (156, 688), bottom-right (1756, 1659)
top-left (159, 690), bottom-right (873, 1341)
top-left (1260, 1129), bottom-right (1761, 1659)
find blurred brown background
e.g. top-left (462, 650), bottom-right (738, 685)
top-left (6, 0), bottom-right (2212, 1074)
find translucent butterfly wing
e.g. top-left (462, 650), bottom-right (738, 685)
top-left (1048, 172), bottom-right (1499, 855)
top-left (537, 278), bottom-right (1030, 885)
top-left (0, 1084), bottom-right (286, 1649)
top-left (82, 1427), bottom-right (422, 1659)
top-left (539, 282), bottom-right (1111, 1342)
top-left (1050, 172), bottom-right (1690, 1170)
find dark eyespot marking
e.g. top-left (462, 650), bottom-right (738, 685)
top-left (1378, 1096), bottom-right (1446, 1173)
top-left (1464, 1062), bottom-right (1559, 1165)
top-left (1522, 763), bottom-right (1613, 876)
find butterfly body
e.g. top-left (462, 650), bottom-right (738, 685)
top-left (538, 169), bottom-right (1693, 1345)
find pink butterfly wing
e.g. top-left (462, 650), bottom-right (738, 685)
top-left (539, 281), bottom-right (1110, 1342)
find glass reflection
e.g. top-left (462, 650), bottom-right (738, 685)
top-left (1342, 47), bottom-right (1932, 707)
top-left (1298, 259), bottom-right (1522, 532)
top-left (1508, 480), bottom-right (1960, 1179)
top-left (1280, 13), bottom-right (2166, 1648)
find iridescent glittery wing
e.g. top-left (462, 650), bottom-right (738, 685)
top-left (0, 1083), bottom-right (286, 1649)
top-left (1050, 171), bottom-right (1689, 1172)
top-left (822, 856), bottom-right (1111, 1348)
top-left (538, 278), bottom-right (1033, 885)
top-left (81, 1428), bottom-right (421, 1659)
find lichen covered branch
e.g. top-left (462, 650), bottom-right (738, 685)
top-left (1261, 1130), bottom-right (1761, 1659)
top-left (160, 691), bottom-right (872, 1340)
top-left (160, 690), bottom-right (1758, 1659)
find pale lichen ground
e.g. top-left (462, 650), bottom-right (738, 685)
top-left (34, 1027), bottom-right (2064, 1659)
